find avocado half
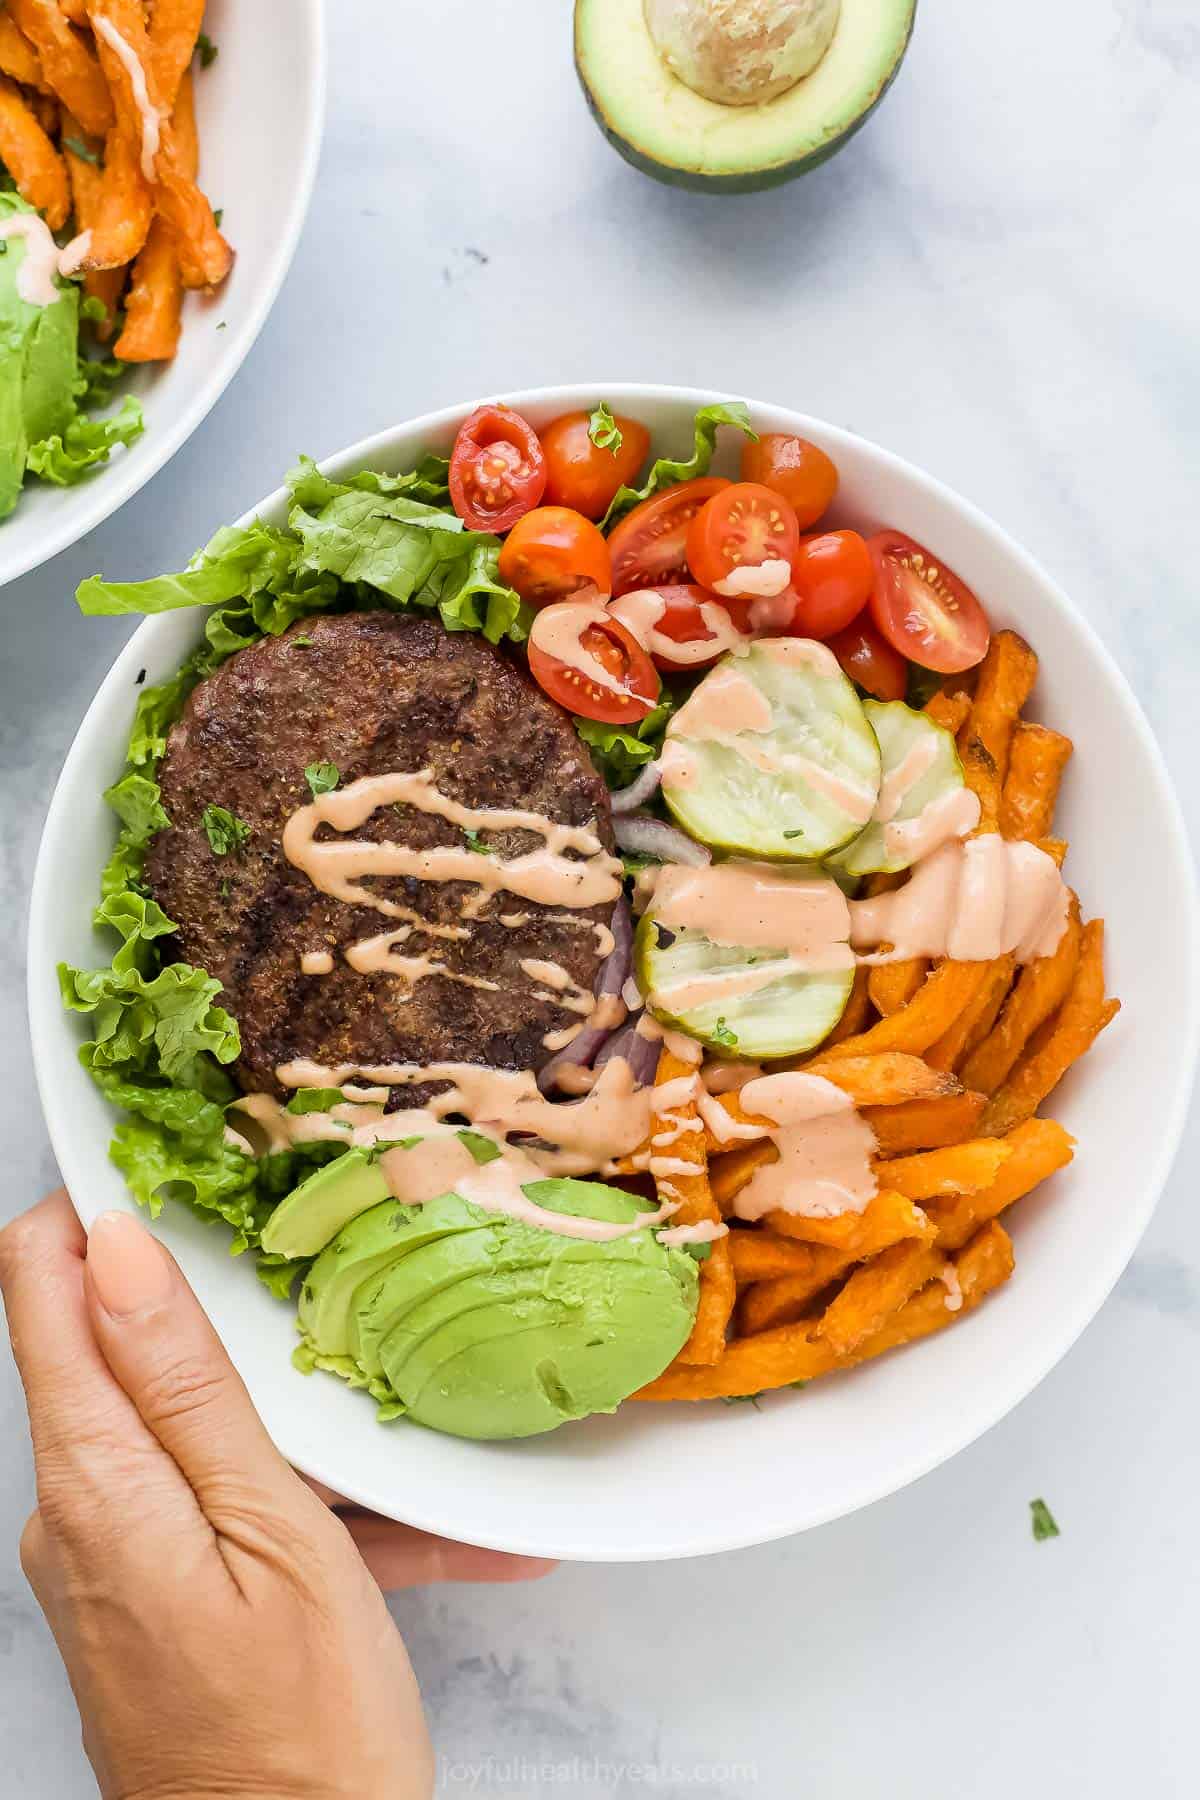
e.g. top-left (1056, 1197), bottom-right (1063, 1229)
top-left (575, 0), bottom-right (917, 193)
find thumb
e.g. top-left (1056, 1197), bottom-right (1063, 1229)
top-left (85, 1211), bottom-right (301, 1524)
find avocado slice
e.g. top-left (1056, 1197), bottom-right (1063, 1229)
top-left (297, 1193), bottom-right (486, 1357)
top-left (0, 196), bottom-right (79, 518)
top-left (575, 0), bottom-right (917, 193)
top-left (261, 1148), bottom-right (393, 1258)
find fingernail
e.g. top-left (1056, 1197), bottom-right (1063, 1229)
top-left (87, 1211), bottom-right (174, 1319)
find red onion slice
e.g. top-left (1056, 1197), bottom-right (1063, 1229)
top-left (611, 759), bottom-right (663, 814)
top-left (613, 813), bottom-right (712, 867)
top-left (537, 899), bottom-right (634, 1093)
top-left (596, 1015), bottom-right (662, 1087)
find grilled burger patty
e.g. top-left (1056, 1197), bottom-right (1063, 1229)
top-left (145, 611), bottom-right (617, 1100)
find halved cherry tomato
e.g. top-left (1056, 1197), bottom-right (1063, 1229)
top-left (867, 530), bottom-right (990, 673)
top-left (787, 529), bottom-right (873, 639)
top-left (607, 477), bottom-right (729, 597)
top-left (497, 507), bottom-right (611, 608)
top-left (528, 602), bottom-right (660, 724)
top-left (608, 584), bottom-right (753, 674)
top-left (740, 433), bottom-right (838, 529)
top-left (827, 619), bottom-right (908, 702)
top-left (540, 411), bottom-right (652, 520)
top-left (685, 482), bottom-right (801, 600)
top-left (448, 404), bottom-right (546, 533)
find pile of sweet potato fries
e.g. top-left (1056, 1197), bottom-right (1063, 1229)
top-left (0, 0), bottom-right (230, 359)
top-left (632, 630), bottom-right (1119, 1402)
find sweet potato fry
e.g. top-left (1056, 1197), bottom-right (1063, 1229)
top-left (926, 954), bottom-right (1015, 1071)
top-left (1000, 722), bottom-right (1073, 842)
top-left (0, 73), bottom-right (69, 227)
top-left (66, 121), bottom-right (151, 269)
top-left (801, 1052), bottom-right (960, 1106)
top-left (154, 121), bottom-right (232, 287)
top-left (969, 631), bottom-right (1038, 786)
top-left (8, 0), bottom-right (112, 137)
top-left (0, 12), bottom-right (47, 90)
top-left (863, 1090), bottom-right (987, 1154)
top-left (929, 1117), bottom-right (1075, 1250)
top-left (922, 689), bottom-right (971, 736)
top-left (59, 0), bottom-right (87, 21)
top-left (29, 87), bottom-right (57, 136)
top-left (652, 1050), bottom-right (732, 1367)
top-left (868, 956), bottom-right (927, 1018)
top-left (709, 1140), bottom-right (778, 1211)
top-left (981, 920), bottom-right (1116, 1135)
top-left (816, 1239), bottom-right (945, 1356)
top-left (959, 734), bottom-right (1001, 833)
top-left (727, 1230), bottom-right (835, 1284)
top-left (62, 122), bottom-right (125, 336)
top-left (824, 965), bottom-right (872, 1046)
top-left (818, 961), bottom-right (992, 1061)
top-left (876, 1138), bottom-right (1011, 1201)
top-left (767, 1189), bottom-right (935, 1255)
top-left (961, 898), bottom-right (1081, 1095)
top-left (737, 1250), bottom-right (851, 1335)
top-left (113, 69), bottom-right (195, 361)
top-left (1037, 837), bottom-right (1068, 868)
top-left (840, 1222), bottom-right (1014, 1365)
top-left (170, 61), bottom-right (198, 175)
top-left (632, 1224), bottom-right (1013, 1401)
top-left (147, 0), bottom-right (205, 111)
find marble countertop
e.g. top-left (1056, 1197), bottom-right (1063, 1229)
top-left (2, 1), bottom-right (1197, 1793)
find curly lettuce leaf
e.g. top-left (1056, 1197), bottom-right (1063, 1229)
top-left (26, 395), bottom-right (144, 485)
top-left (599, 401), bottom-right (757, 528)
top-left (575, 694), bottom-right (675, 787)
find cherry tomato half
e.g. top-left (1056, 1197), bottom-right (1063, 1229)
top-left (826, 618), bottom-right (908, 702)
top-left (740, 433), bottom-right (839, 530)
top-left (686, 482), bottom-right (801, 600)
top-left (607, 477), bottom-right (729, 597)
top-left (608, 584), bottom-right (753, 674)
top-left (448, 404), bottom-right (546, 533)
top-left (867, 530), bottom-right (991, 674)
top-left (497, 507), bottom-right (611, 608)
top-left (787, 529), bottom-right (873, 639)
top-left (528, 602), bottom-right (660, 724)
top-left (540, 410), bottom-right (652, 521)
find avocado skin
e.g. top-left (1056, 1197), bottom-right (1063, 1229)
top-left (575, 2), bottom-right (917, 194)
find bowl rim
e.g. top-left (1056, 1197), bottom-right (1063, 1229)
top-left (27, 383), bottom-right (1200, 1559)
top-left (0, 0), bottom-right (327, 589)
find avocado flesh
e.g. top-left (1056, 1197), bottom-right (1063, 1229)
top-left (392, 1261), bottom-right (699, 1440)
top-left (0, 196), bottom-right (79, 517)
top-left (575, 0), bottom-right (917, 192)
top-left (262, 1147), bottom-right (392, 1258)
top-left (298, 1194), bottom-right (488, 1357)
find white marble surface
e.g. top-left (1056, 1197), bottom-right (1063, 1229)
top-left (2, 1), bottom-right (1198, 1793)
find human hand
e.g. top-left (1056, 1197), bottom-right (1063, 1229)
top-left (0, 1192), bottom-right (549, 1800)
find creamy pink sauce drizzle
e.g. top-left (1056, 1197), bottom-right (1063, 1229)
top-left (608, 589), bottom-right (749, 667)
top-left (657, 1219), bottom-right (729, 1246)
top-left (0, 213), bottom-right (79, 304)
top-left (883, 787), bottom-right (981, 863)
top-left (725, 1074), bottom-right (880, 1221)
top-left (850, 836), bottom-right (1068, 963)
top-left (282, 769), bottom-right (621, 921)
top-left (344, 930), bottom-right (501, 991)
top-left (528, 600), bottom-right (639, 699)
top-left (712, 557), bottom-right (792, 599)
top-left (92, 17), bottom-right (162, 180)
top-left (940, 1265), bottom-right (964, 1312)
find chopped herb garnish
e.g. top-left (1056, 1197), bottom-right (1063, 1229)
top-left (213, 207), bottom-right (224, 227)
top-left (305, 762), bottom-right (340, 798)
top-left (458, 1129), bottom-right (503, 1166)
top-left (286, 1088), bottom-right (346, 1115)
top-left (196, 31), bottom-right (219, 67)
top-left (588, 401), bottom-right (623, 454)
top-left (135, 668), bottom-right (147, 685)
top-left (462, 827), bottom-right (492, 855)
top-left (783, 828), bottom-right (805, 840)
top-left (0, 241), bottom-right (8, 256)
top-left (654, 923), bottom-right (676, 950)
top-left (721, 1392), bottom-right (763, 1408)
top-left (201, 803), bottom-right (250, 856)
top-left (620, 851), bottom-right (657, 879)
top-left (216, 320), bottom-right (227, 331)
top-left (1030, 1498), bottom-right (1060, 1542)
top-left (291, 636), bottom-right (313, 647)
top-left (64, 135), bottom-right (100, 165)
top-left (711, 1017), bottom-right (738, 1049)
top-left (218, 878), bottom-right (231, 899)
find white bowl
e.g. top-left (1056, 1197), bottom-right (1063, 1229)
top-left (28, 385), bottom-right (1200, 1562)
top-left (0, 0), bottom-right (325, 587)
